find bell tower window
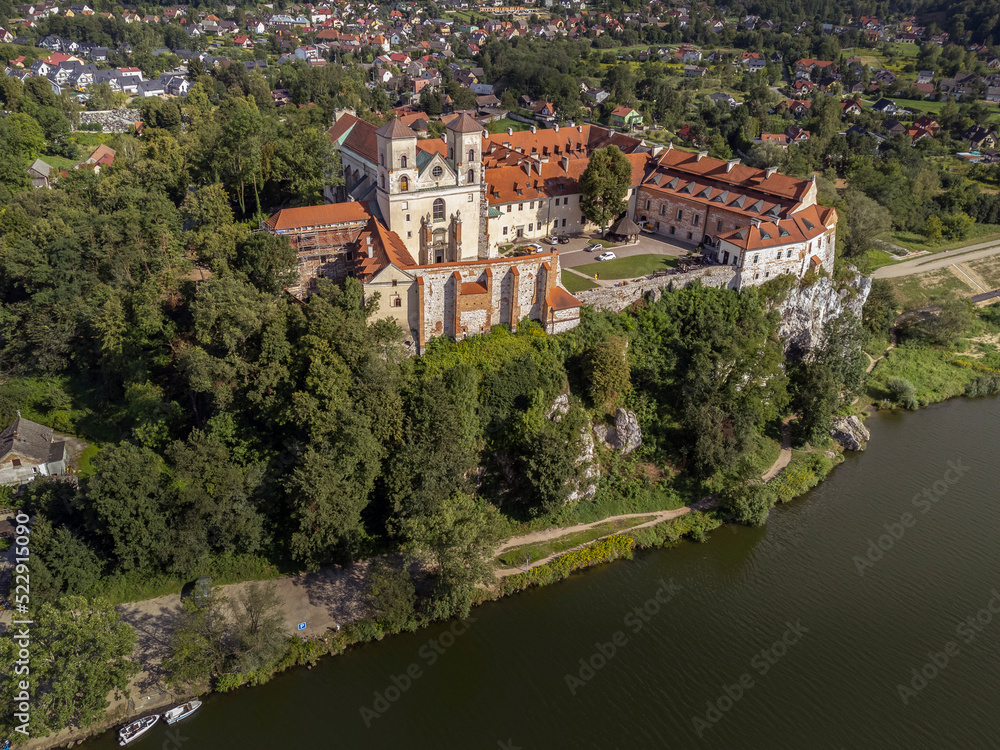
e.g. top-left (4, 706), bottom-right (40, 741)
top-left (467, 169), bottom-right (474, 184)
top-left (400, 175), bottom-right (409, 191)
top-left (400, 155), bottom-right (407, 169)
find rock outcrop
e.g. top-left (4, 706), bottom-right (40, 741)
top-left (593, 409), bottom-right (643, 454)
top-left (830, 415), bottom-right (870, 451)
top-left (777, 271), bottom-right (871, 357)
top-left (567, 426), bottom-right (599, 503)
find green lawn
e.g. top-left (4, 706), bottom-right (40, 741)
top-left (561, 270), bottom-right (600, 293)
top-left (889, 224), bottom-right (1000, 254)
top-left (486, 118), bottom-right (531, 134)
top-left (573, 254), bottom-right (678, 280)
top-left (868, 346), bottom-right (978, 406)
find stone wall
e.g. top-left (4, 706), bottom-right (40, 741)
top-left (575, 266), bottom-right (738, 312)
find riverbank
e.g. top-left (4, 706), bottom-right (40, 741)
top-left (41, 423), bottom-right (837, 750)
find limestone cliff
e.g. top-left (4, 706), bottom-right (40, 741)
top-left (776, 271), bottom-right (871, 357)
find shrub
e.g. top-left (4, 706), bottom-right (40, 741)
top-left (886, 377), bottom-right (918, 409)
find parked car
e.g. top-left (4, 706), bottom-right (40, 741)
top-left (545, 235), bottom-right (560, 244)
top-left (584, 243), bottom-right (602, 252)
top-left (596, 251), bottom-right (617, 261)
top-left (558, 235), bottom-right (570, 244)
top-left (524, 243), bottom-right (544, 253)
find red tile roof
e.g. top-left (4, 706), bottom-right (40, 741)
top-left (264, 202), bottom-right (371, 232)
top-left (546, 287), bottom-right (583, 311)
top-left (717, 204), bottom-right (836, 251)
top-left (353, 216), bottom-right (417, 282)
top-left (461, 281), bottom-right (488, 295)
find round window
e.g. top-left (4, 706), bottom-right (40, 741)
top-left (432, 166), bottom-right (444, 178)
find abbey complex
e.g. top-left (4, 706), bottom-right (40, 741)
top-left (262, 112), bottom-right (838, 352)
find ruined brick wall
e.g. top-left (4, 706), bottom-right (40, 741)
top-left (575, 266), bottom-right (738, 313)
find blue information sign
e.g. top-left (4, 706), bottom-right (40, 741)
top-left (297, 622), bottom-right (306, 631)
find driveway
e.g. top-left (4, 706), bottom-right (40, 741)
top-left (530, 232), bottom-right (697, 270)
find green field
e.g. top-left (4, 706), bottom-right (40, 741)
top-left (573, 254), bottom-right (678, 280)
top-left (561, 270), bottom-right (600, 293)
top-left (887, 268), bottom-right (974, 308)
top-left (486, 118), bottom-right (531, 134)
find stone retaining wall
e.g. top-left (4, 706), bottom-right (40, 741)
top-left (575, 266), bottom-right (738, 312)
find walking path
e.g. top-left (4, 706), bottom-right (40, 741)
top-left (495, 422), bottom-right (794, 577)
top-left (872, 238), bottom-right (1000, 279)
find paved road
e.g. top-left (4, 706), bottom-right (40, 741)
top-left (872, 239), bottom-right (1000, 279)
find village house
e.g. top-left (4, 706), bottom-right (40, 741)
top-left (0, 416), bottom-right (68, 486)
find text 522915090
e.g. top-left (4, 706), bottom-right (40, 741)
top-left (11, 511), bottom-right (32, 736)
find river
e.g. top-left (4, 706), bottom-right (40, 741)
top-left (90, 397), bottom-right (1000, 749)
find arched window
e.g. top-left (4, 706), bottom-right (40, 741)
top-left (432, 165), bottom-right (444, 179)
top-left (433, 198), bottom-right (445, 221)
top-left (380, 152), bottom-right (385, 167)
top-left (467, 169), bottom-right (474, 184)
top-left (400, 155), bottom-right (407, 169)
top-left (400, 175), bottom-right (409, 191)
top-left (468, 148), bottom-right (475, 162)
top-left (380, 174), bottom-right (385, 189)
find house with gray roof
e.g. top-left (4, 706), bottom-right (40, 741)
top-left (0, 416), bottom-right (67, 485)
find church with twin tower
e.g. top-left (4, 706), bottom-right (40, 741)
top-left (374, 114), bottom-right (489, 264)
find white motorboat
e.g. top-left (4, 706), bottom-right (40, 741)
top-left (119, 715), bottom-right (159, 746)
top-left (162, 700), bottom-right (202, 725)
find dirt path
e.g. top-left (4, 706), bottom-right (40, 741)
top-left (495, 423), bottom-right (794, 577)
top-left (761, 420), bottom-right (792, 482)
top-left (493, 500), bottom-right (716, 577)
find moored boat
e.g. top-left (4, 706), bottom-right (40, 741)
top-left (118, 715), bottom-right (159, 746)
top-left (162, 700), bottom-right (202, 725)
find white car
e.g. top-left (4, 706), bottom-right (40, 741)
top-left (595, 251), bottom-right (617, 261)
top-left (523, 243), bottom-right (544, 253)
top-left (584, 243), bottom-right (603, 252)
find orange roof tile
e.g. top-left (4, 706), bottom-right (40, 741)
top-left (546, 287), bottom-right (583, 310)
top-left (353, 216), bottom-right (417, 282)
top-left (461, 281), bottom-right (488, 294)
top-left (264, 202), bottom-right (371, 232)
top-left (717, 204), bottom-right (836, 251)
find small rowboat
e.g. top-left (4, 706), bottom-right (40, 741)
top-left (119, 715), bottom-right (159, 746)
top-left (163, 700), bottom-right (202, 725)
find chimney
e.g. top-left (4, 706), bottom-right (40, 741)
top-left (523, 161), bottom-right (532, 177)
top-left (697, 150), bottom-right (708, 161)
top-left (482, 130), bottom-right (488, 139)
top-left (530, 125), bottom-right (536, 134)
top-left (765, 166), bottom-right (778, 178)
top-left (726, 158), bottom-right (740, 173)
top-left (810, 173), bottom-right (817, 183)
top-left (554, 123), bottom-right (559, 132)
top-left (507, 127), bottom-right (513, 136)
top-left (561, 155), bottom-right (569, 172)
top-left (577, 125), bottom-right (583, 133)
